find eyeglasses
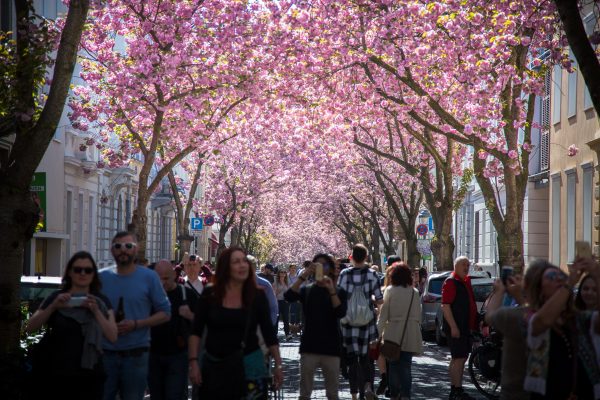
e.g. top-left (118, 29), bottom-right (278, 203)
top-left (72, 267), bottom-right (94, 275)
top-left (544, 269), bottom-right (567, 282)
top-left (112, 242), bottom-right (136, 250)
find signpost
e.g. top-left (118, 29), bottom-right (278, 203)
top-left (416, 224), bottom-right (428, 236)
top-left (204, 215), bottom-right (215, 226)
top-left (190, 217), bottom-right (203, 236)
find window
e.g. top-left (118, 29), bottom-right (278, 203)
top-left (583, 166), bottom-right (593, 243)
top-left (88, 196), bottom-right (94, 251)
top-left (540, 71), bottom-right (551, 171)
top-left (583, 15), bottom-right (597, 110)
top-left (553, 64), bottom-right (562, 124)
top-left (552, 176), bottom-right (561, 264)
top-left (78, 193), bottom-right (84, 249)
top-left (567, 49), bottom-right (577, 118)
top-left (66, 191), bottom-right (72, 256)
top-left (474, 211), bottom-right (480, 262)
top-left (566, 172), bottom-right (576, 262)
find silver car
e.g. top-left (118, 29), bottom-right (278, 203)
top-left (420, 271), bottom-right (491, 338)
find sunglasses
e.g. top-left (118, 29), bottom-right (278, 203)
top-left (112, 242), bottom-right (136, 250)
top-left (72, 266), bottom-right (94, 275)
top-left (544, 269), bottom-right (567, 282)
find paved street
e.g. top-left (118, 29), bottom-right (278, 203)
top-left (273, 332), bottom-right (486, 400)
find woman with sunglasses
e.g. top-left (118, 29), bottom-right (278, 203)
top-left (523, 258), bottom-right (600, 399)
top-left (26, 251), bottom-right (117, 400)
top-left (189, 246), bottom-right (283, 399)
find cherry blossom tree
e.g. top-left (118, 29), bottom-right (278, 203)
top-left (70, 0), bottom-right (274, 260)
top-left (0, 0), bottom-right (90, 371)
top-left (277, 0), bottom-right (561, 270)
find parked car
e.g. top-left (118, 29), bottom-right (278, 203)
top-left (434, 277), bottom-right (495, 345)
top-left (420, 270), bottom-right (491, 338)
top-left (20, 275), bottom-right (62, 315)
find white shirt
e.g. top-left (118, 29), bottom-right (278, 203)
top-left (185, 277), bottom-right (203, 295)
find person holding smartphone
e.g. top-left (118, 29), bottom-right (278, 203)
top-left (26, 251), bottom-right (117, 400)
top-left (285, 253), bottom-right (347, 400)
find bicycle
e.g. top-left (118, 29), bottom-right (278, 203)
top-left (468, 329), bottom-right (502, 399)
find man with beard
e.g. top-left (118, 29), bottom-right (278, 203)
top-left (100, 231), bottom-right (171, 400)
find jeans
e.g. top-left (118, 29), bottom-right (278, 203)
top-left (289, 302), bottom-right (302, 324)
top-left (388, 352), bottom-right (413, 398)
top-left (148, 351), bottom-right (188, 400)
top-left (346, 354), bottom-right (374, 396)
top-left (277, 300), bottom-right (290, 335)
top-left (103, 350), bottom-right (149, 400)
top-left (299, 353), bottom-right (340, 400)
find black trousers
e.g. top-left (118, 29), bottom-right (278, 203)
top-left (346, 354), bottom-right (374, 396)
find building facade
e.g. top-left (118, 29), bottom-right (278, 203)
top-left (549, 11), bottom-right (599, 265)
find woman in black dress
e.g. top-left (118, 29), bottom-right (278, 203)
top-left (26, 251), bottom-right (117, 400)
top-left (188, 246), bottom-right (283, 399)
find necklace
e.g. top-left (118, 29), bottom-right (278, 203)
top-left (553, 326), bottom-right (573, 360)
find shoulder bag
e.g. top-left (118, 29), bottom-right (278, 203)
top-left (380, 289), bottom-right (415, 361)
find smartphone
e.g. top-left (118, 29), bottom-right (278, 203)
top-left (68, 295), bottom-right (86, 307)
top-left (575, 241), bottom-right (592, 259)
top-left (315, 263), bottom-right (324, 281)
top-left (500, 266), bottom-right (514, 286)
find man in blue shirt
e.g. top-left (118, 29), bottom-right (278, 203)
top-left (100, 231), bottom-right (171, 400)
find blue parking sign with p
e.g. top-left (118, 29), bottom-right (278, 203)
top-left (191, 218), bottom-right (203, 231)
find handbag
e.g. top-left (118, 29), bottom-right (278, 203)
top-left (380, 290), bottom-right (415, 361)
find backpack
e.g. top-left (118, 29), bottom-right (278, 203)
top-left (343, 270), bottom-right (374, 327)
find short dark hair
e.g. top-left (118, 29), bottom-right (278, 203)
top-left (112, 231), bottom-right (136, 243)
top-left (62, 251), bottom-right (102, 293)
top-left (352, 244), bottom-right (368, 263)
top-left (390, 262), bottom-right (413, 287)
top-left (387, 255), bottom-right (401, 267)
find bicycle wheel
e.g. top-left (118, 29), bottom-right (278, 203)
top-left (468, 345), bottom-right (501, 400)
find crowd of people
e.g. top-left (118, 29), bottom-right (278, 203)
top-left (23, 231), bottom-right (600, 400)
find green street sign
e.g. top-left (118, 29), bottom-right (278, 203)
top-left (30, 172), bottom-right (47, 232)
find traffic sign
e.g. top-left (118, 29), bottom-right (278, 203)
top-left (190, 217), bottom-right (203, 232)
top-left (204, 215), bottom-right (215, 226)
top-left (416, 224), bottom-right (428, 236)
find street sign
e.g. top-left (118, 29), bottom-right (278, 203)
top-left (416, 224), bottom-right (428, 236)
top-left (204, 215), bottom-right (215, 226)
top-left (417, 239), bottom-right (432, 256)
top-left (190, 217), bottom-right (203, 232)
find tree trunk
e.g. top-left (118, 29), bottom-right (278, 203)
top-left (406, 234), bottom-right (421, 268)
top-left (0, 190), bottom-right (39, 399)
top-left (429, 206), bottom-right (455, 271)
top-left (371, 227), bottom-right (381, 266)
top-left (131, 189), bottom-right (150, 262)
top-left (496, 223), bottom-right (525, 273)
top-left (0, 0), bottom-right (90, 396)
